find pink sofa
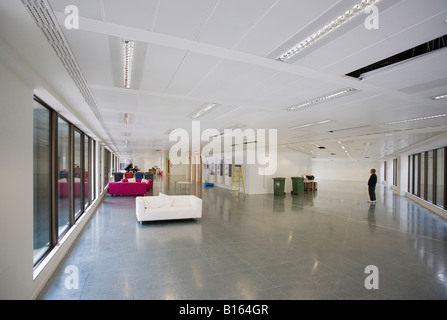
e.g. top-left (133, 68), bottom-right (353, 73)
top-left (58, 180), bottom-right (88, 197)
top-left (124, 178), bottom-right (153, 190)
top-left (108, 179), bottom-right (152, 196)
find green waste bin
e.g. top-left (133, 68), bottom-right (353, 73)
top-left (144, 173), bottom-right (154, 180)
top-left (273, 177), bottom-right (286, 196)
top-left (291, 177), bottom-right (304, 195)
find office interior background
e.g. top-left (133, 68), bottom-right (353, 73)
top-left (0, 0), bottom-right (446, 299)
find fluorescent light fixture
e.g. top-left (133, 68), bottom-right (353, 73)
top-left (123, 40), bottom-right (135, 89)
top-left (385, 113), bottom-right (447, 125)
top-left (277, 0), bottom-right (382, 62)
top-left (191, 103), bottom-right (218, 119)
top-left (292, 119), bottom-right (332, 129)
top-left (287, 88), bottom-right (357, 111)
top-left (432, 93), bottom-right (447, 100)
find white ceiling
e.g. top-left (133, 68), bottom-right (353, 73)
top-left (1, 0), bottom-right (447, 161)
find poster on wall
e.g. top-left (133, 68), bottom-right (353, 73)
top-left (119, 159), bottom-right (133, 171)
top-left (209, 158), bottom-right (215, 182)
top-left (225, 156), bottom-right (232, 186)
top-left (202, 159), bottom-right (209, 182)
top-left (217, 158), bottom-right (224, 184)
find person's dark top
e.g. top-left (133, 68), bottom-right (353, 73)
top-left (368, 173), bottom-right (377, 187)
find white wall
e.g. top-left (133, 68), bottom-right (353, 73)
top-left (0, 55), bottom-right (34, 299)
top-left (312, 159), bottom-right (381, 183)
top-left (204, 151), bottom-right (312, 195)
top-left (0, 36), bottom-right (105, 300)
top-left (143, 153), bottom-right (163, 172)
top-left (245, 151), bottom-right (312, 194)
top-left (170, 163), bottom-right (187, 176)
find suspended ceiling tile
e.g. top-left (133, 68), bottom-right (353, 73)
top-left (153, 0), bottom-right (217, 40)
top-left (195, 0), bottom-right (277, 49)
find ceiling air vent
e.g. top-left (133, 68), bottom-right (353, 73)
top-left (21, 0), bottom-right (115, 147)
top-left (346, 34), bottom-right (447, 80)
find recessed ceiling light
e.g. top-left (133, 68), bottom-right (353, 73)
top-left (123, 40), bottom-right (135, 89)
top-left (191, 103), bottom-right (218, 119)
top-left (291, 119), bottom-right (332, 129)
top-left (385, 113), bottom-right (447, 125)
top-left (431, 93), bottom-right (447, 100)
top-left (287, 88), bottom-right (357, 111)
top-left (277, 0), bottom-right (382, 62)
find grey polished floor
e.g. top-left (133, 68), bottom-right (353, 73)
top-left (37, 177), bottom-right (447, 300)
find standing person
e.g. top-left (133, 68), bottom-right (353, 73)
top-left (368, 169), bottom-right (377, 203)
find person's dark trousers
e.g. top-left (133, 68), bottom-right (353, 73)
top-left (368, 186), bottom-right (376, 201)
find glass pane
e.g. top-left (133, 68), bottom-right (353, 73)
top-left (408, 156), bottom-right (413, 193)
top-left (57, 118), bottom-right (70, 237)
top-left (33, 101), bottom-right (51, 265)
top-left (104, 149), bottom-right (110, 188)
top-left (74, 130), bottom-right (82, 219)
top-left (427, 151), bottom-right (433, 203)
top-left (414, 154), bottom-right (419, 196)
top-left (393, 159), bottom-right (398, 187)
top-left (420, 153), bottom-right (425, 199)
top-left (84, 137), bottom-right (89, 208)
top-left (437, 148), bottom-right (444, 208)
top-left (91, 140), bottom-right (96, 201)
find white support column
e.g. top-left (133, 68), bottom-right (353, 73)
top-left (191, 156), bottom-right (196, 182)
top-left (186, 156), bottom-right (191, 181)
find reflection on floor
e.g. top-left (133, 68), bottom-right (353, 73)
top-left (37, 176), bottom-right (447, 300)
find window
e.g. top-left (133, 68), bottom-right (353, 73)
top-left (393, 159), bottom-right (398, 187)
top-left (84, 136), bottom-right (90, 209)
top-left (91, 140), bottom-right (96, 202)
top-left (410, 156), bottom-right (413, 193)
top-left (427, 151), bottom-right (434, 203)
top-left (437, 148), bottom-right (445, 208)
top-left (32, 95), bottom-right (104, 268)
top-left (33, 100), bottom-right (52, 265)
top-left (57, 117), bottom-right (70, 238)
top-left (104, 148), bottom-right (111, 188)
top-left (73, 130), bottom-right (82, 219)
top-left (414, 154), bottom-right (419, 196)
top-left (420, 153), bottom-right (425, 199)
top-left (408, 147), bottom-right (446, 210)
